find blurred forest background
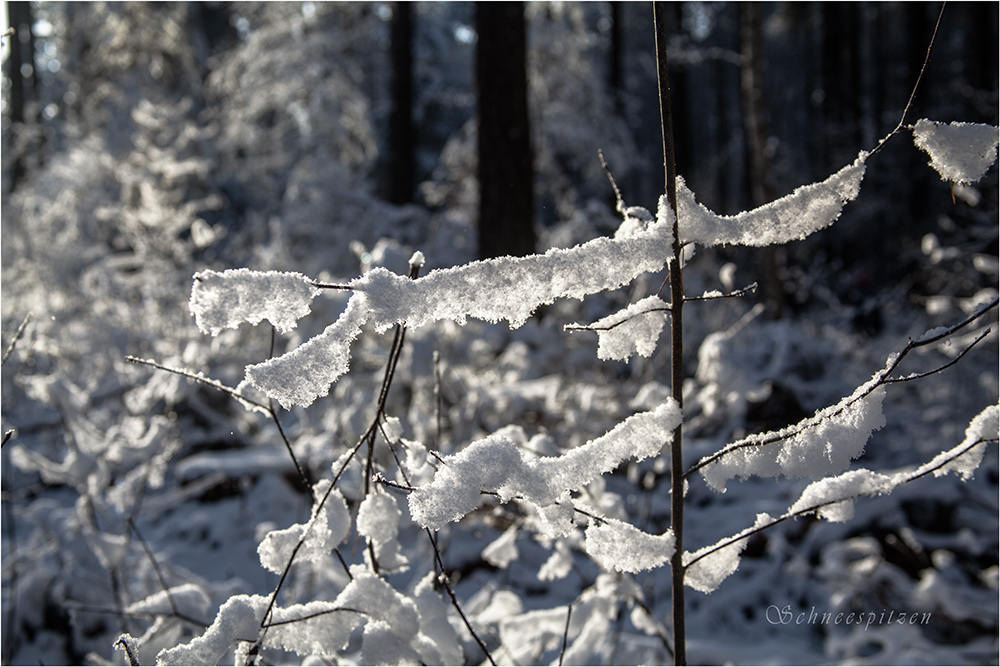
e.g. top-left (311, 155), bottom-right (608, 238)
top-left (4, 2), bottom-right (997, 279)
top-left (1, 2), bottom-right (998, 665)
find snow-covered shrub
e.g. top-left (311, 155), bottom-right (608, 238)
top-left (146, 117), bottom-right (998, 665)
top-left (3, 6), bottom-right (996, 665)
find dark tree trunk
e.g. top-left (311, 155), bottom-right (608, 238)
top-left (475, 1), bottom-right (536, 259)
top-left (4, 1), bottom-right (36, 191)
top-left (740, 2), bottom-right (785, 319)
top-left (388, 1), bottom-right (416, 204)
top-left (608, 2), bottom-right (624, 116)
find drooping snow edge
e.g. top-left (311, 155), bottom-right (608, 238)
top-left (677, 152), bottom-right (868, 248)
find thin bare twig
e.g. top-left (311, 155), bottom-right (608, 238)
top-left (125, 356), bottom-right (268, 411)
top-left (427, 527), bottom-right (497, 666)
top-left (869, 2), bottom-right (947, 157)
top-left (564, 305), bottom-right (670, 334)
top-left (2, 313), bottom-right (31, 366)
top-left (128, 518), bottom-right (180, 623)
top-left (686, 298), bottom-right (997, 480)
top-left (599, 149), bottom-right (626, 214)
top-left (126, 355), bottom-right (310, 489)
top-left (559, 603), bottom-right (573, 666)
top-left (685, 435), bottom-right (996, 572)
top-left (684, 282), bottom-right (758, 302)
top-left (114, 635), bottom-right (140, 667)
top-left (653, 2), bottom-right (686, 663)
top-left (261, 607), bottom-right (366, 628)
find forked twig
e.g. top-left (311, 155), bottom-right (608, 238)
top-left (869, 2), bottom-right (947, 157)
top-left (125, 356), bottom-right (310, 489)
top-left (685, 434), bottom-right (996, 572)
top-left (686, 298), bottom-right (997, 480)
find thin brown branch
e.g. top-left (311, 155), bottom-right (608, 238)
top-left (125, 356), bottom-right (268, 411)
top-left (425, 527), bottom-right (497, 666)
top-left (654, 2), bottom-right (685, 663)
top-left (559, 603), bottom-right (573, 666)
top-left (2, 313), bottom-right (31, 366)
top-left (684, 282), bottom-right (758, 302)
top-left (564, 305), bottom-right (671, 334)
top-left (598, 149), bottom-right (626, 214)
top-left (261, 607), bottom-right (367, 628)
top-left (126, 355), bottom-right (310, 489)
top-left (114, 635), bottom-right (140, 667)
top-left (686, 298), bottom-right (997, 480)
top-left (885, 328), bottom-right (991, 383)
top-left (869, 2), bottom-right (947, 157)
top-left (685, 436), bottom-right (995, 572)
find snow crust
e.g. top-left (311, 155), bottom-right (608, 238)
top-left (700, 376), bottom-right (886, 492)
top-left (408, 400), bottom-right (681, 530)
top-left (157, 594), bottom-right (267, 665)
top-left (225, 212), bottom-right (675, 407)
top-left (257, 480), bottom-right (350, 574)
top-left (684, 513), bottom-right (773, 593)
top-left (569, 295), bottom-right (669, 361)
top-left (189, 268), bottom-right (319, 335)
top-left (677, 153), bottom-right (867, 247)
top-left (245, 292), bottom-right (369, 408)
top-left (354, 213), bottom-right (675, 332)
top-left (911, 403), bottom-right (998, 481)
top-left (584, 517), bottom-right (674, 573)
top-left (912, 119), bottom-right (999, 184)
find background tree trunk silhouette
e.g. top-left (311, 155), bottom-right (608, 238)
top-left (4, 1), bottom-right (36, 192)
top-left (388, 1), bottom-right (416, 204)
top-left (475, 1), bottom-right (536, 259)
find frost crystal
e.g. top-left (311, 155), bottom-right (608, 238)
top-left (189, 268), bottom-right (319, 335)
top-left (678, 153), bottom-right (867, 247)
top-left (913, 119), bottom-right (999, 184)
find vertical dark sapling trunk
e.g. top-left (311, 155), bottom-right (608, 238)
top-left (653, 3), bottom-right (685, 664)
